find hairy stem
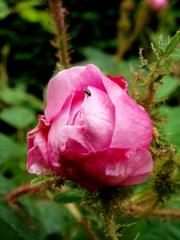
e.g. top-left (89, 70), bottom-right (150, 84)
top-left (4, 182), bottom-right (47, 205)
top-left (98, 188), bottom-right (125, 240)
top-left (130, 203), bottom-right (180, 221)
top-left (48, 0), bottom-right (71, 68)
top-left (103, 214), bottom-right (120, 240)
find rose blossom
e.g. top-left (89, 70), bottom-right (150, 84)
top-left (27, 64), bottom-right (153, 191)
top-left (148, 0), bottom-right (168, 10)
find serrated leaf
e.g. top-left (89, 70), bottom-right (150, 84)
top-left (54, 189), bottom-right (84, 203)
top-left (165, 31), bottom-right (180, 56)
top-left (0, 106), bottom-right (35, 128)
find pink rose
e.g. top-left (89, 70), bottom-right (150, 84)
top-left (148, 0), bottom-right (168, 10)
top-left (27, 64), bottom-right (153, 191)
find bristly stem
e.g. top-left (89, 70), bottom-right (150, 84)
top-left (98, 187), bottom-right (131, 240)
top-left (4, 182), bottom-right (47, 206)
top-left (48, 0), bottom-right (71, 69)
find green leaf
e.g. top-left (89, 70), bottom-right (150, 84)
top-left (31, 177), bottom-right (47, 187)
top-left (15, 1), bottom-right (54, 32)
top-left (0, 133), bottom-right (18, 164)
top-left (125, 219), bottom-right (180, 240)
top-left (160, 105), bottom-right (180, 151)
top-left (0, 87), bottom-right (43, 110)
top-left (79, 47), bottom-right (121, 75)
top-left (171, 45), bottom-right (180, 61)
top-left (156, 76), bottom-right (179, 100)
top-left (165, 31), bottom-right (180, 56)
top-left (0, 200), bottom-right (45, 240)
top-left (0, 175), bottom-right (14, 194)
top-left (15, 0), bottom-right (40, 12)
top-left (150, 33), bottom-right (170, 52)
top-left (0, 106), bottom-right (35, 128)
top-left (18, 8), bottom-right (40, 23)
top-left (0, 88), bottom-right (28, 105)
top-left (0, 219), bottom-right (24, 240)
top-left (0, 1), bottom-right (10, 19)
top-left (54, 189), bottom-right (84, 203)
top-left (21, 198), bottom-right (79, 238)
top-left (31, 176), bottom-right (54, 187)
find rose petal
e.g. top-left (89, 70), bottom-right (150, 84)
top-left (48, 125), bottom-right (96, 155)
top-left (121, 150), bottom-right (153, 185)
top-left (67, 92), bottom-right (85, 125)
top-left (73, 86), bottom-right (115, 150)
top-left (47, 94), bottom-right (81, 167)
top-left (27, 115), bottom-right (50, 174)
top-left (60, 148), bottom-right (128, 190)
top-left (59, 148), bottom-right (152, 191)
top-left (45, 64), bottom-right (106, 122)
top-left (102, 75), bottom-right (152, 150)
top-left (108, 75), bottom-right (128, 91)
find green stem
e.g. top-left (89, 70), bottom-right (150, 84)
top-left (103, 214), bottom-right (120, 240)
top-left (48, 0), bottom-right (70, 69)
top-left (98, 188), bottom-right (127, 240)
top-left (116, 0), bottom-right (149, 60)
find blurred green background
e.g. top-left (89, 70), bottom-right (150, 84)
top-left (0, 0), bottom-right (180, 239)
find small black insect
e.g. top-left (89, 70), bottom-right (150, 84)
top-left (84, 88), bottom-right (91, 97)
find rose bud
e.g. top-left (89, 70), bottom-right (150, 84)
top-left (27, 64), bottom-right (153, 191)
top-left (147, 0), bottom-right (168, 11)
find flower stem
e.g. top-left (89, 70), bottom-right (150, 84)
top-left (116, 0), bottom-right (149, 60)
top-left (48, 0), bottom-right (71, 69)
top-left (98, 188), bottom-right (124, 240)
top-left (103, 214), bottom-right (121, 240)
top-left (4, 182), bottom-right (47, 205)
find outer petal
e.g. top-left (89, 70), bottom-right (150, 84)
top-left (27, 115), bottom-right (50, 174)
top-left (120, 150), bottom-right (153, 185)
top-left (59, 148), bottom-right (152, 191)
top-left (45, 64), bottom-right (106, 122)
top-left (102, 75), bottom-right (153, 150)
